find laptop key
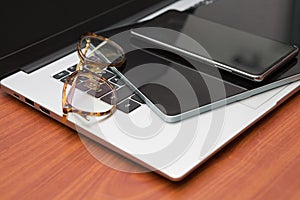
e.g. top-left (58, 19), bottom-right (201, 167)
top-left (117, 99), bottom-right (141, 113)
top-left (76, 82), bottom-right (90, 92)
top-left (101, 92), bottom-right (115, 105)
top-left (87, 84), bottom-right (111, 98)
top-left (100, 70), bottom-right (115, 80)
top-left (131, 94), bottom-right (145, 104)
top-left (77, 75), bottom-right (89, 81)
top-left (53, 70), bottom-right (69, 79)
top-left (60, 76), bottom-right (68, 83)
top-left (101, 86), bottom-right (134, 104)
top-left (109, 77), bottom-right (125, 86)
top-left (67, 65), bottom-right (77, 72)
top-left (60, 75), bottom-right (82, 85)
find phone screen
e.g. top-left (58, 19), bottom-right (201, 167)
top-left (130, 10), bottom-right (298, 81)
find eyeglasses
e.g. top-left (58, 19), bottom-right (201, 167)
top-left (62, 33), bottom-right (126, 123)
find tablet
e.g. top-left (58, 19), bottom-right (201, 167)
top-left (130, 10), bottom-right (299, 82)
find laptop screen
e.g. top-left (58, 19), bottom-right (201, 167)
top-left (1, 0), bottom-right (134, 59)
top-left (0, 0), bottom-right (175, 79)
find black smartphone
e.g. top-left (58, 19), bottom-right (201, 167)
top-left (130, 10), bottom-right (299, 82)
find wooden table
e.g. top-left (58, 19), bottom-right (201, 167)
top-left (0, 89), bottom-right (300, 200)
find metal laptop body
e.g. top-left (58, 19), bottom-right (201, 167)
top-left (1, 0), bottom-right (300, 181)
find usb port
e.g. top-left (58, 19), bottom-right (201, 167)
top-left (25, 98), bottom-right (34, 106)
top-left (39, 106), bottom-right (50, 115)
top-left (13, 93), bottom-right (20, 99)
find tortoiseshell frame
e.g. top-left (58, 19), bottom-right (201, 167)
top-left (62, 70), bottom-right (117, 123)
top-left (77, 32), bottom-right (126, 69)
top-left (61, 33), bottom-right (125, 123)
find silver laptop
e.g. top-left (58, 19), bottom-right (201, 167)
top-left (1, 0), bottom-right (300, 181)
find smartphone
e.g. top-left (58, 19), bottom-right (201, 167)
top-left (130, 10), bottom-right (299, 82)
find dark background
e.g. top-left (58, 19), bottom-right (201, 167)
top-left (0, 0), bottom-right (175, 79)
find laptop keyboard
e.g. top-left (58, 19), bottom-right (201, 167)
top-left (52, 65), bottom-right (144, 113)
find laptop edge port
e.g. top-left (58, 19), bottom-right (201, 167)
top-left (25, 98), bottom-right (34, 106)
top-left (39, 106), bottom-right (50, 115)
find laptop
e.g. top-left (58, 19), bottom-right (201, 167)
top-left (1, 0), bottom-right (300, 181)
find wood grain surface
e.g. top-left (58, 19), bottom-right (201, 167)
top-left (0, 89), bottom-right (300, 200)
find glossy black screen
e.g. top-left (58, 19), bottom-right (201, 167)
top-left (0, 0), bottom-right (175, 79)
top-left (131, 10), bottom-right (298, 79)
